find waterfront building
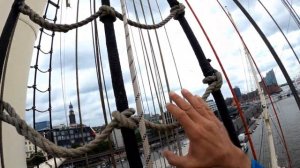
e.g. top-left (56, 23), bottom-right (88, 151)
top-left (25, 139), bottom-right (47, 159)
top-left (265, 69), bottom-right (278, 85)
top-left (260, 69), bottom-right (282, 94)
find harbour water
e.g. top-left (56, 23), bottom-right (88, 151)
top-left (248, 91), bottom-right (300, 167)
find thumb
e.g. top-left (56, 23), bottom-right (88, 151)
top-left (163, 150), bottom-right (186, 167)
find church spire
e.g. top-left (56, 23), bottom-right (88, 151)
top-left (69, 102), bottom-right (76, 125)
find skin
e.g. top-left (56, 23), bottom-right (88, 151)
top-left (163, 89), bottom-right (251, 168)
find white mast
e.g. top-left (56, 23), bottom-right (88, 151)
top-left (226, 10), bottom-right (279, 168)
top-left (0, 1), bottom-right (46, 167)
top-left (244, 49), bottom-right (278, 168)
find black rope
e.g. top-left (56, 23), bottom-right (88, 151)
top-left (233, 0), bottom-right (300, 111)
top-left (100, 0), bottom-right (143, 167)
top-left (90, 0), bottom-right (117, 166)
top-left (166, 0), bottom-right (241, 147)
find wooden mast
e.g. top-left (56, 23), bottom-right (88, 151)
top-left (227, 11), bottom-right (279, 168)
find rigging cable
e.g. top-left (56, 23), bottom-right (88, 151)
top-left (154, 0), bottom-right (183, 90)
top-left (132, 1), bottom-right (168, 166)
top-left (257, 0), bottom-right (300, 65)
top-left (284, 0), bottom-right (300, 21)
top-left (218, 2), bottom-right (292, 167)
top-left (185, 0), bottom-right (257, 159)
top-left (124, 3), bottom-right (162, 166)
top-left (100, 0), bottom-right (143, 166)
top-left (146, 0), bottom-right (182, 155)
top-left (232, 0), bottom-right (300, 112)
top-left (280, 0), bottom-right (300, 29)
top-left (59, 0), bottom-right (69, 129)
top-left (74, 0), bottom-right (89, 167)
top-left (137, 0), bottom-right (172, 151)
top-left (89, 0), bottom-right (117, 166)
top-left (153, 0), bottom-right (184, 155)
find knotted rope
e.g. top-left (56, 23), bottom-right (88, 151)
top-left (18, 2), bottom-right (185, 32)
top-left (0, 72), bottom-right (222, 158)
top-left (201, 71), bottom-right (223, 100)
top-left (0, 101), bottom-right (178, 158)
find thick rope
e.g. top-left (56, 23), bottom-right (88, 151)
top-left (0, 101), bottom-right (178, 158)
top-left (119, 0), bottom-right (152, 167)
top-left (201, 71), bottom-right (223, 100)
top-left (18, 2), bottom-right (185, 32)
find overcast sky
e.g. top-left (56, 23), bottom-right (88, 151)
top-left (25, 0), bottom-right (300, 127)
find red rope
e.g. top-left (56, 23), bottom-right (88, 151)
top-left (216, 1), bottom-right (292, 167)
top-left (184, 0), bottom-right (257, 160)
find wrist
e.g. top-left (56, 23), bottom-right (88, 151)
top-left (224, 146), bottom-right (251, 168)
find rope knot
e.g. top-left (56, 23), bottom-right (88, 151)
top-left (112, 108), bottom-right (137, 129)
top-left (170, 3), bottom-right (185, 20)
top-left (99, 5), bottom-right (116, 22)
top-left (202, 71), bottom-right (223, 100)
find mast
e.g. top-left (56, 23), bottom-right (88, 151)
top-left (0, 1), bottom-right (47, 167)
top-left (227, 11), bottom-right (279, 167)
top-left (245, 48), bottom-right (278, 168)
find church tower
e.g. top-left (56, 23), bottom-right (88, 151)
top-left (69, 102), bottom-right (76, 125)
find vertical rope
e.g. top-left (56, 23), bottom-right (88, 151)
top-left (90, 0), bottom-right (116, 166)
top-left (137, 0), bottom-right (172, 152)
top-left (100, 0), bottom-right (143, 166)
top-left (131, 2), bottom-right (168, 166)
top-left (74, 0), bottom-right (89, 167)
top-left (185, 0), bottom-right (257, 159)
top-left (119, 0), bottom-right (152, 167)
top-left (154, 0), bottom-right (183, 90)
top-left (146, 0), bottom-right (182, 156)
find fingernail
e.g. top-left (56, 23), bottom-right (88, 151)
top-left (169, 91), bottom-right (176, 96)
top-left (181, 88), bottom-right (189, 94)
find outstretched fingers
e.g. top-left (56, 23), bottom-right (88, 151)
top-left (166, 103), bottom-right (196, 133)
top-left (181, 89), bottom-right (212, 120)
top-left (169, 91), bottom-right (206, 123)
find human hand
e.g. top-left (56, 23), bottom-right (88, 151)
top-left (163, 89), bottom-right (250, 168)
